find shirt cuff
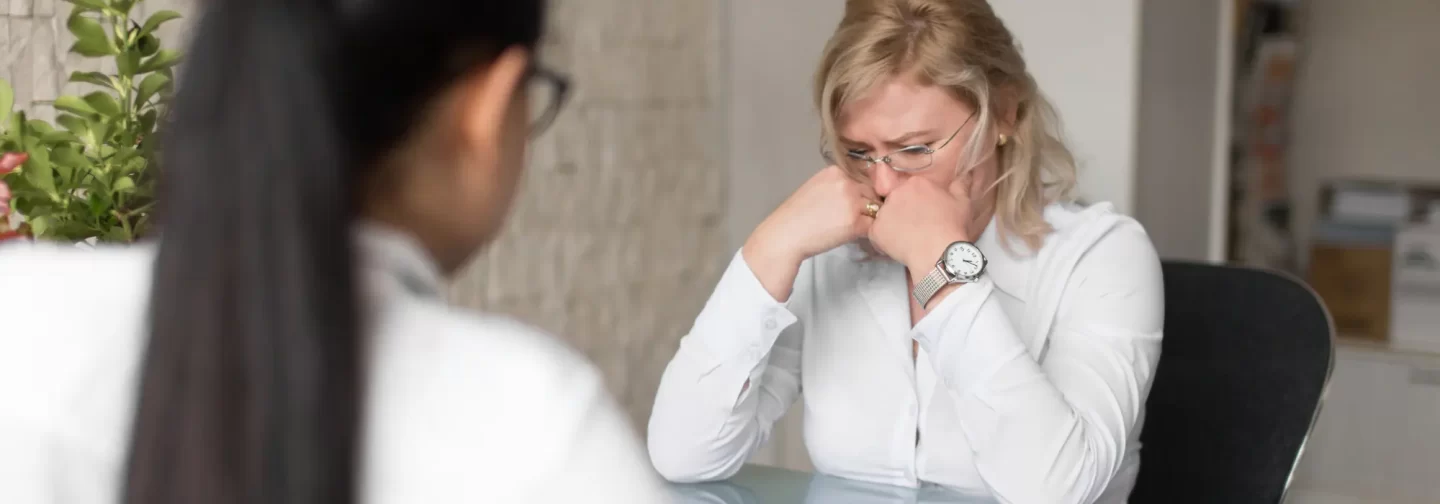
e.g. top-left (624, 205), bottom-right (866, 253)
top-left (685, 250), bottom-right (800, 366)
top-left (911, 278), bottom-right (1031, 398)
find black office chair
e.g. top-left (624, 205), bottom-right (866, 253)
top-left (1130, 261), bottom-right (1334, 504)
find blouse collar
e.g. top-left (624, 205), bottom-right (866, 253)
top-left (354, 221), bottom-right (446, 300)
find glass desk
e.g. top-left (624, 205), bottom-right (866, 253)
top-left (669, 465), bottom-right (1000, 503)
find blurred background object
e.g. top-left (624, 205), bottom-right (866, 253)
top-left (2, 0), bottom-right (1435, 502)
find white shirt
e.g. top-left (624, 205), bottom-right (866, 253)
top-left (648, 202), bottom-right (1164, 504)
top-left (0, 224), bottom-right (671, 503)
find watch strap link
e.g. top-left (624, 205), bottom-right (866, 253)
top-left (912, 267), bottom-right (950, 308)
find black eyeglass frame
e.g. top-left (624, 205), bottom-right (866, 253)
top-left (526, 64), bottom-right (571, 138)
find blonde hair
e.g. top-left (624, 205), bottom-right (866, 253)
top-left (816, 0), bottom-right (1077, 250)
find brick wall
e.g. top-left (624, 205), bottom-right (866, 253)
top-left (2, 0), bottom-right (729, 433)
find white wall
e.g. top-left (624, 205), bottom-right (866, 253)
top-left (1134, 0), bottom-right (1229, 261)
top-left (1289, 0), bottom-right (1440, 258)
top-left (989, 0), bottom-right (1143, 215)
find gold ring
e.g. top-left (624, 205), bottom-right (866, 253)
top-left (862, 201), bottom-right (881, 218)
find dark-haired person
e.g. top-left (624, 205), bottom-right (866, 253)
top-left (0, 1), bottom-right (668, 503)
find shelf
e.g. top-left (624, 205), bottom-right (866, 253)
top-left (1336, 335), bottom-right (1440, 367)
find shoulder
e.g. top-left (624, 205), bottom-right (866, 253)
top-left (0, 240), bottom-right (156, 358)
top-left (1041, 201), bottom-right (1160, 270)
top-left (0, 241), bottom-right (155, 470)
top-left (0, 239), bottom-right (157, 288)
top-left (368, 298), bottom-right (610, 438)
top-left (1041, 202), bottom-right (1164, 328)
top-left (363, 301), bottom-right (625, 496)
top-left (373, 300), bottom-right (603, 405)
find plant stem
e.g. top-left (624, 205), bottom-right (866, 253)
top-left (114, 209), bottom-right (133, 242)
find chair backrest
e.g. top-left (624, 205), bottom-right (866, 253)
top-left (1130, 261), bottom-right (1334, 503)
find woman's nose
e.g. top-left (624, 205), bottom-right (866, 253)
top-left (871, 164), bottom-right (906, 198)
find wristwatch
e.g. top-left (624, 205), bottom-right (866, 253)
top-left (912, 241), bottom-right (987, 308)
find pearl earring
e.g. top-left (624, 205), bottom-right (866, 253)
top-left (997, 134), bottom-right (1009, 147)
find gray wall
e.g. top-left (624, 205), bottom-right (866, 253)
top-left (1134, 0), bottom-right (1225, 261)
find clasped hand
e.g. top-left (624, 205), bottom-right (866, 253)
top-left (744, 165), bottom-right (984, 297)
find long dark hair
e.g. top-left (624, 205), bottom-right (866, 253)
top-left (124, 1), bottom-right (543, 503)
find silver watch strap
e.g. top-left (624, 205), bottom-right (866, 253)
top-left (912, 267), bottom-right (950, 308)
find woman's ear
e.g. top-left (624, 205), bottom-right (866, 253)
top-left (455, 47), bottom-right (531, 172)
top-left (994, 87), bottom-right (1021, 136)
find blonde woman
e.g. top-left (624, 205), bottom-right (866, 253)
top-left (647, 1), bottom-right (1164, 502)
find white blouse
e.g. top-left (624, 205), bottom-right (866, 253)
top-left (0, 224), bottom-right (670, 503)
top-left (648, 202), bottom-right (1165, 504)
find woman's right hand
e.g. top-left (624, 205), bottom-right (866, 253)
top-left (742, 165), bottom-right (878, 301)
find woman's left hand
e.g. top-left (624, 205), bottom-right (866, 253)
top-left (868, 171), bottom-right (981, 275)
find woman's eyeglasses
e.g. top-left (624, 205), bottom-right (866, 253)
top-left (824, 112), bottom-right (976, 173)
top-left (526, 64), bottom-right (571, 138)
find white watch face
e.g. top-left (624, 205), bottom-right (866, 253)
top-left (943, 242), bottom-right (985, 278)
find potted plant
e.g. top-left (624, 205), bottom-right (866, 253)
top-left (0, 0), bottom-right (181, 244)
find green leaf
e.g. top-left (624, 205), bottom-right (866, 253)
top-left (113, 0), bottom-right (138, 15)
top-left (135, 73), bottom-right (170, 108)
top-left (67, 11), bottom-right (117, 57)
top-left (87, 119), bottom-right (112, 148)
top-left (54, 96), bottom-right (99, 117)
top-left (112, 175), bottom-right (135, 192)
top-left (0, 80), bottom-right (12, 131)
top-left (54, 219), bottom-right (98, 241)
top-left (28, 216), bottom-right (52, 237)
top-left (51, 156), bottom-right (74, 182)
top-left (138, 49), bottom-right (181, 73)
top-left (68, 71), bottom-right (114, 89)
top-left (140, 10), bottom-right (182, 36)
top-left (83, 92), bottom-right (122, 118)
top-left (40, 130), bottom-right (81, 145)
top-left (104, 226), bottom-right (129, 242)
top-left (136, 33), bottom-right (160, 57)
top-left (115, 130), bottom-right (137, 150)
top-left (5, 174), bottom-right (47, 203)
top-left (113, 147), bottom-right (140, 164)
top-left (137, 109), bottom-right (157, 134)
top-left (87, 191), bottom-right (108, 217)
top-left (56, 114), bottom-right (90, 136)
top-left (22, 148), bottom-right (57, 197)
top-left (117, 49), bottom-right (142, 77)
top-left (51, 145), bottom-right (89, 169)
top-left (124, 156), bottom-right (147, 177)
top-left (26, 120), bottom-right (55, 135)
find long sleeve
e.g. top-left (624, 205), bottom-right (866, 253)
top-left (647, 251), bottom-right (809, 483)
top-left (911, 222), bottom-right (1164, 504)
